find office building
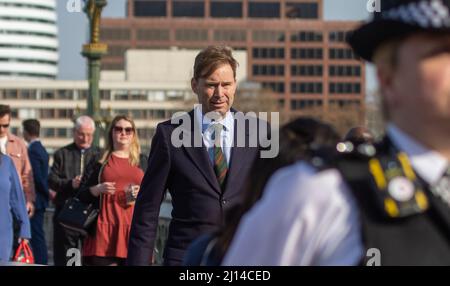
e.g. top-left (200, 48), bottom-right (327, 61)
top-left (101, 0), bottom-right (365, 118)
top-left (0, 0), bottom-right (58, 80)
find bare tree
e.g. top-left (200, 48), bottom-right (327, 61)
top-left (233, 82), bottom-right (285, 123)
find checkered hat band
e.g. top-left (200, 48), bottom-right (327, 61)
top-left (381, 0), bottom-right (450, 28)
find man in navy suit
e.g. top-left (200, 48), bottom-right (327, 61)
top-left (128, 46), bottom-right (270, 265)
top-left (22, 119), bottom-right (49, 265)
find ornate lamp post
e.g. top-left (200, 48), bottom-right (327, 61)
top-left (82, 0), bottom-right (108, 147)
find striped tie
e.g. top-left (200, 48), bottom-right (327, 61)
top-left (213, 124), bottom-right (228, 190)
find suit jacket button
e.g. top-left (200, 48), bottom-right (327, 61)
top-left (222, 199), bottom-right (227, 205)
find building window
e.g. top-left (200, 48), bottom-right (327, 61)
top-left (291, 82), bottom-right (323, 94)
top-left (291, 31), bottom-right (323, 42)
top-left (56, 128), bottom-right (69, 138)
top-left (291, 99), bottom-right (323, 110)
top-left (214, 30), bottom-right (246, 42)
top-left (252, 30), bottom-right (285, 42)
top-left (129, 90), bottom-right (148, 101)
top-left (329, 48), bottom-right (357, 59)
top-left (173, 1), bottom-right (204, 17)
top-left (42, 90), bottom-right (55, 100)
top-left (248, 2), bottom-right (280, 18)
top-left (115, 90), bottom-right (129, 101)
top-left (137, 128), bottom-right (155, 139)
top-left (211, 1), bottom-right (242, 18)
top-left (330, 99), bottom-right (361, 108)
top-left (291, 65), bottom-right (323, 76)
top-left (56, 90), bottom-right (72, 100)
top-left (286, 2), bottom-right (319, 19)
top-left (134, 0), bottom-right (166, 17)
top-left (40, 109), bottom-right (55, 119)
top-left (252, 48), bottom-right (284, 59)
top-left (252, 65), bottom-right (285, 76)
top-left (19, 90), bottom-right (37, 100)
top-left (108, 46), bottom-right (128, 57)
top-left (329, 83), bottom-right (361, 94)
top-left (175, 29), bottom-right (208, 41)
top-left (137, 29), bottom-right (170, 41)
top-left (329, 65), bottom-right (361, 77)
top-left (3, 90), bottom-right (18, 99)
top-left (100, 90), bottom-right (111, 100)
top-left (291, 48), bottom-right (323, 59)
top-left (101, 28), bottom-right (130, 41)
top-left (57, 109), bottom-right (74, 119)
top-left (262, 82), bottom-right (285, 93)
top-left (329, 31), bottom-right (350, 42)
top-left (78, 90), bottom-right (88, 100)
top-left (42, 128), bottom-right (55, 138)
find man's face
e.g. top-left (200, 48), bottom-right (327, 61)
top-left (74, 124), bottom-right (94, 149)
top-left (383, 33), bottom-right (450, 133)
top-left (191, 64), bottom-right (236, 117)
top-left (0, 114), bottom-right (10, 138)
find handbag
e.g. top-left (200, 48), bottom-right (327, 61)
top-left (57, 196), bottom-right (99, 237)
top-left (57, 159), bottom-right (108, 236)
top-left (13, 240), bottom-right (34, 264)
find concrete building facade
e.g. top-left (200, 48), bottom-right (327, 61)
top-left (0, 0), bottom-right (58, 80)
top-left (0, 49), bottom-right (247, 154)
top-left (100, 0), bottom-right (365, 118)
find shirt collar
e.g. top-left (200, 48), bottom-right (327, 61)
top-left (29, 138), bottom-right (40, 146)
top-left (387, 123), bottom-right (448, 185)
top-left (194, 105), bottom-right (234, 134)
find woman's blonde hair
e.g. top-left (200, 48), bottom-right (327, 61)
top-left (100, 115), bottom-right (141, 166)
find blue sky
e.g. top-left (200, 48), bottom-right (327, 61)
top-left (57, 0), bottom-right (375, 91)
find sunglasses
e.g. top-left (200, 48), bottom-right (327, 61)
top-left (113, 126), bottom-right (134, 135)
top-left (0, 124), bottom-right (9, 129)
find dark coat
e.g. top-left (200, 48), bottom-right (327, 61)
top-left (28, 141), bottom-right (49, 210)
top-left (127, 109), bottom-right (267, 265)
top-left (48, 143), bottom-right (101, 208)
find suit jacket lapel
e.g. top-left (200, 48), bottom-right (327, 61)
top-left (226, 114), bottom-right (251, 193)
top-left (182, 110), bottom-right (222, 194)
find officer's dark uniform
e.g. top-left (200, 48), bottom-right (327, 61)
top-left (325, 0), bottom-right (450, 265)
top-left (321, 137), bottom-right (450, 265)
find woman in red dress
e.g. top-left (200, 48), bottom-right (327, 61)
top-left (79, 115), bottom-right (147, 266)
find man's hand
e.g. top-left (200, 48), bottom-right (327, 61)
top-left (26, 202), bottom-right (35, 218)
top-left (72, 175), bottom-right (82, 189)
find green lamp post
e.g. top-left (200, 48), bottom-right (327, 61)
top-left (81, 0), bottom-right (108, 147)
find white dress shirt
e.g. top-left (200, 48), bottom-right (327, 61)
top-left (222, 124), bottom-right (448, 266)
top-left (195, 106), bottom-right (234, 165)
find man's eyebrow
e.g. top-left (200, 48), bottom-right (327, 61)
top-left (205, 80), bottom-right (233, 84)
top-left (421, 43), bottom-right (450, 59)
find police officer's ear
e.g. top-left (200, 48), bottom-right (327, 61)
top-left (376, 64), bottom-right (400, 111)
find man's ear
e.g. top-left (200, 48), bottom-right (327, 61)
top-left (191, 78), bottom-right (197, 94)
top-left (377, 66), bottom-right (398, 110)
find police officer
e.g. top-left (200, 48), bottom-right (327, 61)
top-left (222, 0), bottom-right (450, 266)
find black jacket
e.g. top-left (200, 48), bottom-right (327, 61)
top-left (48, 143), bottom-right (101, 208)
